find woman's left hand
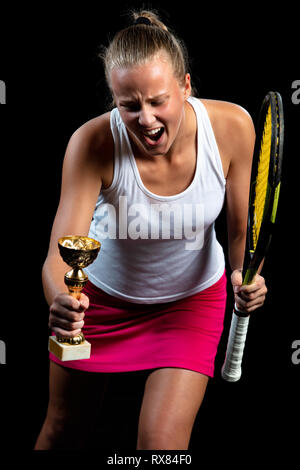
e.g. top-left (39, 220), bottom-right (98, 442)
top-left (231, 269), bottom-right (268, 314)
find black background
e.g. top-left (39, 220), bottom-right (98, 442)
top-left (0, 0), bottom-right (299, 464)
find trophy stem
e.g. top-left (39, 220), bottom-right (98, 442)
top-left (67, 285), bottom-right (84, 300)
top-left (64, 267), bottom-right (88, 291)
top-left (55, 268), bottom-right (89, 345)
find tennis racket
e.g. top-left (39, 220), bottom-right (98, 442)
top-left (221, 91), bottom-right (284, 382)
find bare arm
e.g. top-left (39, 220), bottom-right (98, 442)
top-left (225, 106), bottom-right (255, 272)
top-left (224, 105), bottom-right (267, 312)
top-left (203, 99), bottom-right (255, 271)
top-left (43, 113), bottom-right (112, 337)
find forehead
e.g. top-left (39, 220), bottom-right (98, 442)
top-left (110, 56), bottom-right (178, 99)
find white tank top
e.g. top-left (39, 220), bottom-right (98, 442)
top-left (86, 96), bottom-right (226, 304)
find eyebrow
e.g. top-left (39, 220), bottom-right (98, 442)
top-left (147, 93), bottom-right (169, 101)
top-left (120, 93), bottom-right (169, 104)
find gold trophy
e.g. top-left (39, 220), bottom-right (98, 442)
top-left (48, 235), bottom-right (101, 361)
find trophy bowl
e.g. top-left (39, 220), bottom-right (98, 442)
top-left (58, 235), bottom-right (101, 268)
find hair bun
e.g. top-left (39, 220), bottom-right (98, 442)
top-left (132, 10), bottom-right (168, 31)
top-left (134, 17), bottom-right (152, 26)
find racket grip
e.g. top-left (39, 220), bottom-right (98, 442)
top-left (221, 308), bottom-right (250, 382)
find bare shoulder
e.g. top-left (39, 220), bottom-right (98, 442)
top-left (47, 112), bottom-right (114, 257)
top-left (69, 111), bottom-right (113, 163)
top-left (199, 98), bottom-right (255, 174)
top-left (61, 112), bottom-right (114, 190)
top-left (201, 98), bottom-right (254, 131)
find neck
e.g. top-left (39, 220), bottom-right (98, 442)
top-left (164, 99), bottom-right (196, 163)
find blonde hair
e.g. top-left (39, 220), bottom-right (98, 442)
top-left (101, 10), bottom-right (192, 92)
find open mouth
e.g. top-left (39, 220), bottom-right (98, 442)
top-left (142, 127), bottom-right (165, 144)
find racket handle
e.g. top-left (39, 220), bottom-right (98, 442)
top-left (221, 308), bottom-right (250, 382)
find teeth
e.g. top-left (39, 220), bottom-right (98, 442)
top-left (144, 127), bottom-right (162, 136)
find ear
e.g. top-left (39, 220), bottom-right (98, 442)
top-left (183, 73), bottom-right (192, 100)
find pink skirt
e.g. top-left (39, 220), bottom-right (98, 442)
top-left (49, 271), bottom-right (227, 377)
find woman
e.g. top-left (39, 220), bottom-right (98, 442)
top-left (35, 10), bottom-right (267, 450)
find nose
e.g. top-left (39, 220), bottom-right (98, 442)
top-left (138, 105), bottom-right (156, 128)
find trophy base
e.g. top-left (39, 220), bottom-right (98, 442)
top-left (48, 336), bottom-right (91, 361)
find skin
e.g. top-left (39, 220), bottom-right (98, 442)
top-left (35, 54), bottom-right (267, 450)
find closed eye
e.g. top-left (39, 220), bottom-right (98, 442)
top-left (120, 96), bottom-right (168, 111)
top-left (120, 102), bottom-right (141, 112)
top-left (151, 101), bottom-right (164, 107)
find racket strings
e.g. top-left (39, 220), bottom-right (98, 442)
top-left (252, 105), bottom-right (272, 249)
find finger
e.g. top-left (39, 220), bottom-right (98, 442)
top-left (235, 294), bottom-right (266, 312)
top-left (236, 301), bottom-right (265, 314)
top-left (238, 288), bottom-right (266, 302)
top-left (245, 303), bottom-right (266, 313)
top-left (49, 317), bottom-right (85, 332)
top-left (239, 279), bottom-right (265, 292)
top-left (238, 285), bottom-right (268, 301)
top-left (57, 293), bottom-right (89, 312)
top-left (236, 291), bottom-right (266, 305)
top-left (239, 274), bottom-right (265, 292)
top-left (56, 293), bottom-right (82, 310)
top-left (50, 326), bottom-right (83, 339)
top-left (50, 305), bottom-right (85, 322)
top-left (79, 293), bottom-right (89, 311)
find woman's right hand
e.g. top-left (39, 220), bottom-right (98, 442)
top-left (48, 292), bottom-right (89, 339)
